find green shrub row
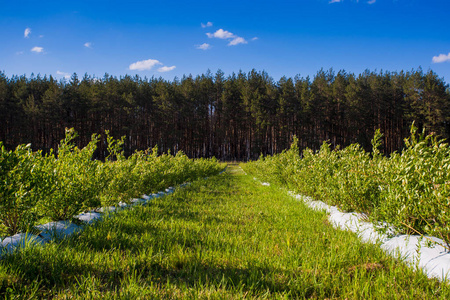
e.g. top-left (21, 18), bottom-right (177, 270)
top-left (0, 129), bottom-right (224, 237)
top-left (243, 125), bottom-right (450, 249)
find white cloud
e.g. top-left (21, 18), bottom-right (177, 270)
top-left (84, 42), bottom-right (92, 48)
top-left (228, 37), bottom-right (247, 46)
top-left (251, 37), bottom-right (259, 41)
top-left (57, 70), bottom-right (71, 79)
top-left (39, 35), bottom-right (44, 38)
top-left (157, 66), bottom-right (176, 72)
top-left (329, 0), bottom-right (342, 3)
top-left (367, 0), bottom-right (376, 4)
top-left (201, 21), bottom-right (213, 28)
top-left (432, 52), bottom-right (450, 63)
top-left (24, 28), bottom-right (31, 38)
top-left (206, 28), bottom-right (248, 46)
top-left (207, 29), bottom-right (235, 39)
top-left (31, 46), bottom-right (44, 53)
top-left (129, 59), bottom-right (162, 71)
top-left (196, 43), bottom-right (211, 50)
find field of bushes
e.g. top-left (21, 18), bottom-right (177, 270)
top-left (243, 124), bottom-right (450, 250)
top-left (0, 128), bottom-right (223, 238)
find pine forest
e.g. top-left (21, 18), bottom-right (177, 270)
top-left (1, 68), bottom-right (449, 160)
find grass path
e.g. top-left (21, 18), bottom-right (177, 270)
top-left (0, 164), bottom-right (448, 299)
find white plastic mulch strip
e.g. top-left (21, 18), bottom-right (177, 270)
top-left (0, 233), bottom-right (45, 253)
top-left (0, 167), bottom-right (227, 255)
top-left (35, 221), bottom-right (82, 242)
top-left (292, 192), bottom-right (450, 281)
top-left (0, 186), bottom-right (185, 255)
top-left (254, 177), bottom-right (450, 281)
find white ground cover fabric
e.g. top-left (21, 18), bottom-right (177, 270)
top-left (0, 175), bottom-right (204, 256)
top-left (98, 206), bottom-right (119, 213)
top-left (35, 221), bottom-right (82, 241)
top-left (75, 212), bottom-right (103, 224)
top-left (1, 233), bottom-right (45, 252)
top-left (130, 198), bottom-right (146, 206)
top-left (118, 201), bottom-right (129, 208)
top-left (288, 192), bottom-right (450, 281)
top-left (142, 194), bottom-right (153, 201)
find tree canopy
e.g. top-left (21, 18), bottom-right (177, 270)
top-left (1, 68), bottom-right (449, 160)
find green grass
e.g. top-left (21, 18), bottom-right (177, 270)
top-left (0, 164), bottom-right (448, 299)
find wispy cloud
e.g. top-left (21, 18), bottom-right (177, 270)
top-left (31, 46), bottom-right (44, 53)
top-left (158, 66), bottom-right (176, 72)
top-left (432, 52), bottom-right (450, 63)
top-left (57, 70), bottom-right (71, 79)
top-left (24, 28), bottom-right (31, 38)
top-left (206, 29), bottom-right (248, 46)
top-left (196, 43), bottom-right (211, 50)
top-left (129, 59), bottom-right (162, 71)
top-left (251, 37), bottom-right (259, 41)
top-left (84, 42), bottom-right (92, 48)
top-left (228, 37), bottom-right (247, 46)
top-left (367, 0), bottom-right (376, 4)
top-left (16, 51), bottom-right (24, 55)
top-left (329, 0), bottom-right (343, 3)
top-left (201, 21), bottom-right (213, 28)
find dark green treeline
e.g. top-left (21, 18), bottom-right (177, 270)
top-left (1, 68), bottom-right (449, 160)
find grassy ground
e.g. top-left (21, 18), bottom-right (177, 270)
top-left (0, 164), bottom-right (448, 299)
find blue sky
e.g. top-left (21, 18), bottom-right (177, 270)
top-left (1, 0), bottom-right (449, 83)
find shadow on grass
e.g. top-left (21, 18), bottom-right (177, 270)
top-left (1, 243), bottom-right (319, 298)
top-left (1, 171), bottom-right (324, 297)
top-left (2, 170), bottom-right (438, 298)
